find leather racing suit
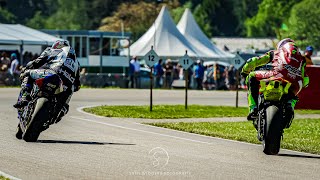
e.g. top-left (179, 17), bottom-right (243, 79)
top-left (241, 43), bottom-right (309, 119)
top-left (15, 46), bottom-right (81, 122)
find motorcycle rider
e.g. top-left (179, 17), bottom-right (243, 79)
top-left (241, 38), bottom-right (309, 120)
top-left (14, 40), bottom-right (80, 122)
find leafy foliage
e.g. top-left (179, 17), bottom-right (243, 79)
top-left (98, 1), bottom-right (180, 40)
top-left (286, 0), bottom-right (320, 48)
top-left (245, 0), bottom-right (302, 38)
top-left (0, 6), bottom-right (15, 23)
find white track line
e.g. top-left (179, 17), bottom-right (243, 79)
top-left (71, 116), bottom-right (212, 145)
top-left (75, 105), bottom-right (320, 157)
top-left (0, 171), bottom-right (21, 180)
top-left (76, 105), bottom-right (103, 118)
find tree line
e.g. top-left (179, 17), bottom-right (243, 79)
top-left (0, 0), bottom-right (319, 48)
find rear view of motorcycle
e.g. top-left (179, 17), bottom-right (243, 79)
top-left (254, 79), bottom-right (294, 155)
top-left (16, 79), bottom-right (65, 142)
top-left (14, 42), bottom-right (80, 142)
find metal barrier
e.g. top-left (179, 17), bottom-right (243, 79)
top-left (80, 73), bottom-right (128, 88)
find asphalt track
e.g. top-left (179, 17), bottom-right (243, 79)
top-left (0, 88), bottom-right (319, 180)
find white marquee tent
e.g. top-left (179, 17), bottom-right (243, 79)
top-left (0, 24), bottom-right (61, 45)
top-left (177, 9), bottom-right (234, 60)
top-left (126, 6), bottom-right (199, 58)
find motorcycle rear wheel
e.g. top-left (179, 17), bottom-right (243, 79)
top-left (263, 105), bottom-right (283, 155)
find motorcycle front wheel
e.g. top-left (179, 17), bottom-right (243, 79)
top-left (23, 98), bottom-right (50, 142)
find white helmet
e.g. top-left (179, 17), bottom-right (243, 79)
top-left (276, 38), bottom-right (295, 50)
top-left (52, 40), bottom-right (70, 49)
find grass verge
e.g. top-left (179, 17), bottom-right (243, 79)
top-left (0, 176), bottom-right (10, 180)
top-left (84, 105), bottom-right (320, 119)
top-left (148, 119), bottom-right (320, 154)
top-left (83, 105), bottom-right (249, 119)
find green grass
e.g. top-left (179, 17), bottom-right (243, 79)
top-left (0, 176), bottom-right (10, 180)
top-left (83, 105), bottom-right (249, 119)
top-left (296, 109), bottom-right (320, 114)
top-left (84, 105), bottom-right (320, 119)
top-left (148, 119), bottom-right (320, 154)
top-left (0, 86), bottom-right (19, 88)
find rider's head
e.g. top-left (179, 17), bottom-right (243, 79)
top-left (276, 38), bottom-right (295, 50)
top-left (51, 40), bottom-right (70, 49)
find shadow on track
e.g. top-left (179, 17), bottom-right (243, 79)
top-left (37, 140), bottom-right (135, 145)
top-left (278, 153), bottom-right (320, 159)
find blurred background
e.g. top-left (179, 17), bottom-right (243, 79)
top-left (0, 0), bottom-right (319, 89)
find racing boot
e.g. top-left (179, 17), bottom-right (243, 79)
top-left (247, 105), bottom-right (258, 121)
top-left (13, 88), bottom-right (31, 108)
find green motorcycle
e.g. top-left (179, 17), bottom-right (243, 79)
top-left (254, 78), bottom-right (294, 155)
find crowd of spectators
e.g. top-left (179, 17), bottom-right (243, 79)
top-left (128, 56), bottom-right (241, 90)
top-left (0, 51), bottom-right (39, 86)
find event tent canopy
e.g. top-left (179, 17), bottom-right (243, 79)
top-left (177, 9), bottom-right (234, 59)
top-left (127, 6), bottom-right (198, 57)
top-left (0, 24), bottom-right (61, 45)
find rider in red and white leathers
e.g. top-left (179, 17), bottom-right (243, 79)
top-left (241, 38), bottom-right (309, 120)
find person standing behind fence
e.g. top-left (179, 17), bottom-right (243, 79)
top-left (1, 52), bottom-right (11, 68)
top-left (130, 56), bottom-right (141, 88)
top-left (164, 59), bottom-right (173, 88)
top-left (194, 60), bottom-right (204, 90)
top-left (304, 46), bottom-right (314, 65)
top-left (128, 60), bottom-right (135, 88)
top-left (227, 65), bottom-right (236, 90)
top-left (9, 53), bottom-right (19, 76)
top-left (154, 59), bottom-right (164, 88)
top-left (213, 63), bottom-right (221, 90)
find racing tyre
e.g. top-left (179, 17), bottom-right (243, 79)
top-left (263, 105), bottom-right (283, 155)
top-left (23, 98), bottom-right (50, 142)
top-left (16, 124), bottom-right (23, 140)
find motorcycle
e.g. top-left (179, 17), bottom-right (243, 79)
top-left (254, 78), bottom-right (294, 155)
top-left (15, 76), bottom-right (66, 142)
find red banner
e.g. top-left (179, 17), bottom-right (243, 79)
top-left (296, 65), bottom-right (320, 109)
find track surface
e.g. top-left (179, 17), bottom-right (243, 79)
top-left (0, 88), bottom-right (319, 180)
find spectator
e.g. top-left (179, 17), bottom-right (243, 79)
top-left (304, 46), bottom-right (314, 65)
top-left (227, 65), bottom-right (236, 90)
top-left (1, 52), bottom-right (11, 67)
top-left (164, 59), bottom-right (173, 88)
top-left (23, 51), bottom-right (31, 66)
top-left (32, 53), bottom-right (39, 60)
top-left (130, 56), bottom-right (141, 88)
top-left (178, 64), bottom-right (184, 80)
top-left (9, 53), bottom-right (19, 76)
top-left (194, 59), bottom-right (204, 90)
top-left (128, 60), bottom-right (135, 88)
top-left (187, 67), bottom-right (193, 88)
top-left (154, 59), bottom-right (164, 88)
top-left (205, 64), bottom-right (214, 90)
top-left (213, 63), bottom-right (221, 90)
top-left (172, 63), bottom-right (180, 80)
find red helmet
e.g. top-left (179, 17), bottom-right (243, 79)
top-left (277, 38), bottom-right (295, 50)
top-left (52, 40), bottom-right (70, 49)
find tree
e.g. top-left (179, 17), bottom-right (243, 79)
top-left (45, 0), bottom-right (90, 30)
top-left (171, 1), bottom-right (192, 23)
top-left (98, 1), bottom-right (180, 41)
top-left (286, 0), bottom-right (320, 48)
top-left (193, 4), bottom-right (213, 37)
top-left (0, 7), bottom-right (15, 23)
top-left (245, 0), bottom-right (302, 38)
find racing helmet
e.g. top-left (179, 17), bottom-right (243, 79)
top-left (51, 40), bottom-right (70, 49)
top-left (276, 38), bottom-right (295, 50)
